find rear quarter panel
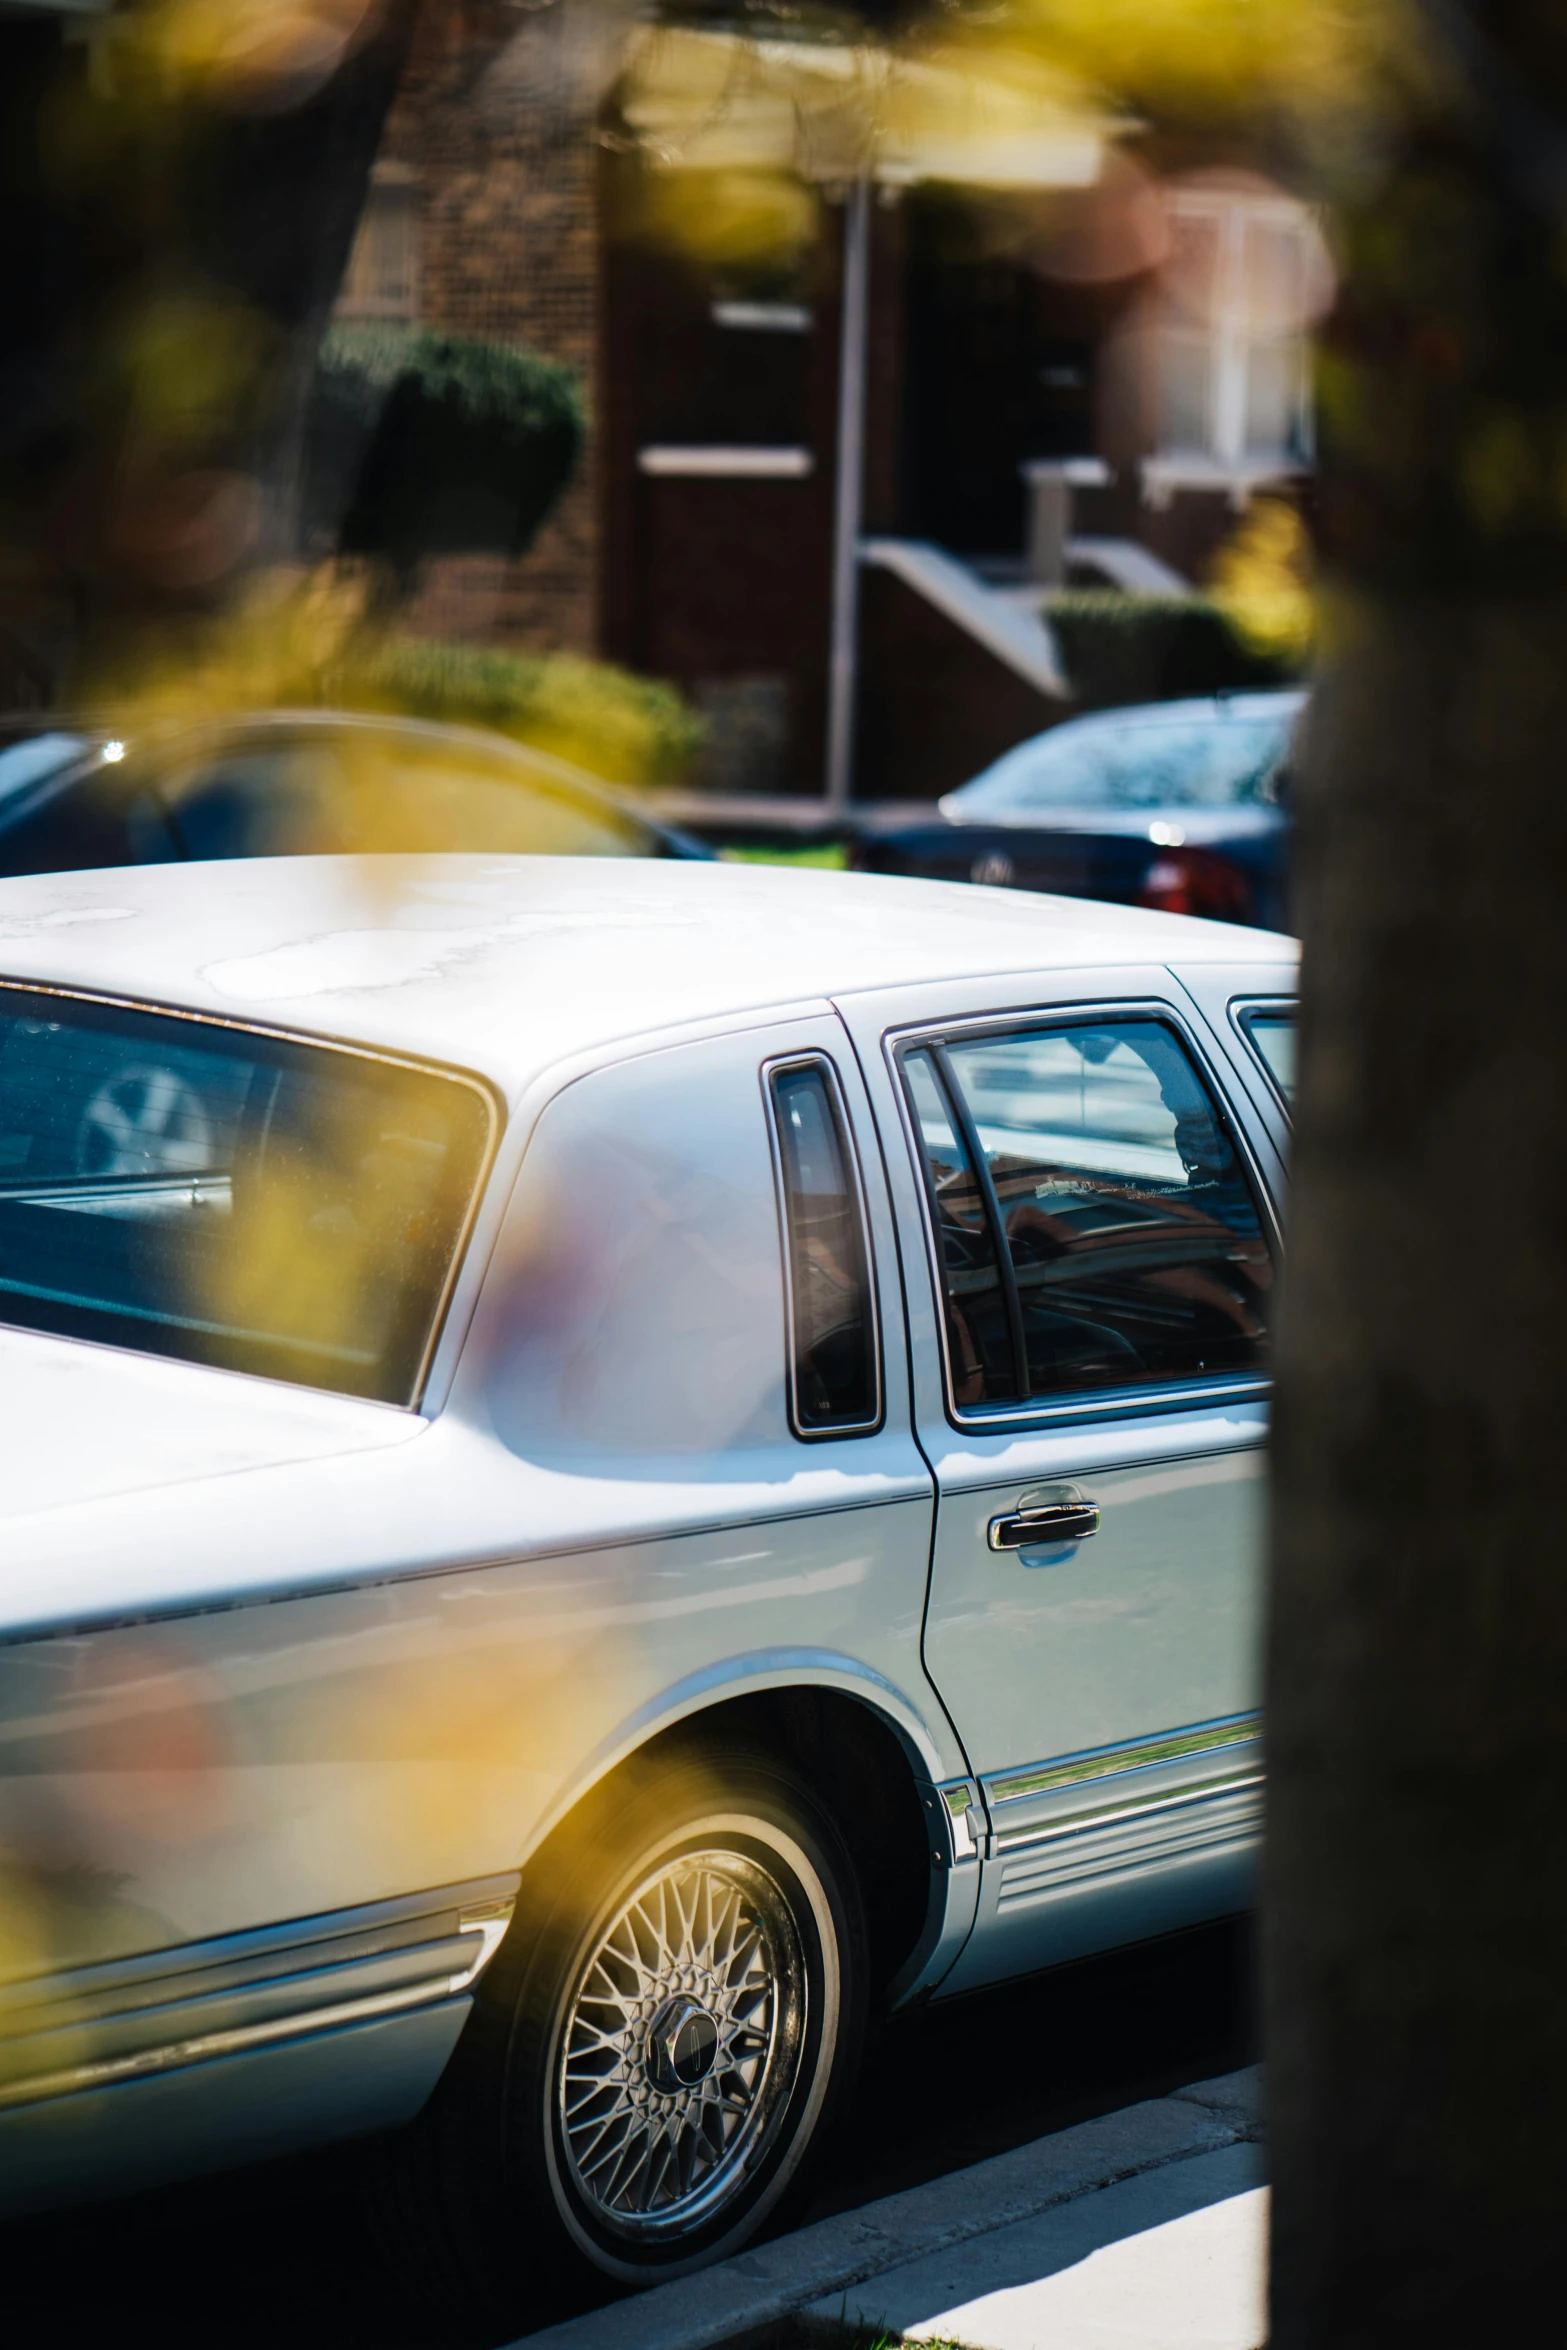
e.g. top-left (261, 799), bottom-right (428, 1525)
top-left (0, 1014), bottom-right (949, 1983)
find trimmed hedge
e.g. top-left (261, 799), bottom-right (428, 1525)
top-left (340, 636), bottom-right (702, 787)
top-left (305, 326), bottom-right (584, 576)
top-left (1045, 592), bottom-right (1304, 708)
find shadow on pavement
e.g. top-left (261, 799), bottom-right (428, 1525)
top-left (1, 1916), bottom-right (1256, 2350)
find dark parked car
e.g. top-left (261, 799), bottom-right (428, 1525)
top-left (850, 690), bottom-right (1304, 929)
top-left (0, 709), bottom-right (711, 875)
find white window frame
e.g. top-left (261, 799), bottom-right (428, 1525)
top-left (335, 164), bottom-right (423, 325)
top-left (1144, 188), bottom-right (1317, 509)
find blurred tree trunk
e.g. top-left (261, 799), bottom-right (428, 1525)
top-left (1268, 10), bottom-right (1567, 2341)
top-left (0, 0), bottom-right (419, 698)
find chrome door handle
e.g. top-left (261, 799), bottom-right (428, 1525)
top-left (988, 1502), bottom-right (1100, 1550)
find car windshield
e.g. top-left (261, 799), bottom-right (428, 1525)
top-left (155, 732), bottom-right (653, 859)
top-left (949, 708), bottom-right (1296, 817)
top-left (0, 733), bottom-right (91, 808)
top-left (0, 991), bottom-right (493, 1404)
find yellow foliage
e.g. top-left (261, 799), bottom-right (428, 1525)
top-left (80, 565), bottom-right (370, 732)
top-left (996, 0), bottom-right (1404, 124)
top-left (635, 167), bottom-right (819, 272)
top-left (612, 0), bottom-right (1414, 278)
top-left (77, 566), bottom-right (702, 787)
top-left (1207, 497), bottom-right (1316, 664)
top-left (100, 0), bottom-right (380, 108)
top-left (102, 289), bottom-right (277, 445)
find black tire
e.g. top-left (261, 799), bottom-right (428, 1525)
top-left (370, 1741), bottom-right (867, 2316)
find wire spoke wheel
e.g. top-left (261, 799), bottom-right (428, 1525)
top-left (367, 1753), bottom-right (862, 2307)
top-left (554, 1847), bottom-right (807, 2244)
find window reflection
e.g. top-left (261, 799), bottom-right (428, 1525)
top-left (909, 1020), bottom-right (1271, 1407)
top-left (768, 1060), bottom-right (878, 1434)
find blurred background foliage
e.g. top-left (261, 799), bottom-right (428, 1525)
top-left (81, 570), bottom-right (702, 784)
top-left (1205, 497), bottom-right (1316, 667)
top-left (1044, 588), bottom-right (1303, 707)
top-left (305, 326), bottom-right (585, 584)
top-left (0, 0), bottom-right (1530, 787)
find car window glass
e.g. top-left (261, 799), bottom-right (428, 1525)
top-left (165, 736), bottom-right (648, 858)
top-left (0, 773), bottom-right (182, 876)
top-left (480, 1034), bottom-right (791, 1462)
top-left (1240, 1009), bottom-right (1295, 1106)
top-left (903, 1047), bottom-right (1019, 1406)
top-left (0, 991), bottom-right (490, 1404)
top-left (767, 1060), bottom-right (878, 1434)
top-left (0, 733), bottom-right (89, 808)
top-left (911, 1018), bottom-right (1271, 1405)
top-left (953, 714), bottom-right (1290, 816)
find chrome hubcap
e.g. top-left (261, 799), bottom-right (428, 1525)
top-left (556, 1850), bottom-right (806, 2239)
top-left (646, 1994), bottom-right (720, 2092)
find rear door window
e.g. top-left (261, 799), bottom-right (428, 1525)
top-left (902, 1016), bottom-right (1272, 1409)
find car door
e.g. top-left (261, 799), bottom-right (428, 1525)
top-left (1171, 955), bottom-right (1298, 1173)
top-left (836, 966), bottom-right (1278, 1994)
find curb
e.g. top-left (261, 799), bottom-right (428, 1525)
top-left (508, 2067), bottom-right (1264, 2350)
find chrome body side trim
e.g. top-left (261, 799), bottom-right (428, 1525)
top-left (994, 1778), bottom-right (1262, 1913)
top-left (987, 1711), bottom-right (1262, 1813)
top-left (982, 1712), bottom-right (1264, 1865)
top-left (935, 1765), bottom-right (1261, 2000)
top-left (0, 2000), bottom-right (473, 2223)
top-left (996, 1775), bottom-right (1264, 1867)
top-left (937, 1776), bottom-right (985, 1863)
top-left (0, 1875), bottom-right (517, 2115)
top-left (884, 1778), bottom-right (988, 2008)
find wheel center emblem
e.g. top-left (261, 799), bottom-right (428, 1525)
top-left (646, 1993), bottom-right (719, 2091)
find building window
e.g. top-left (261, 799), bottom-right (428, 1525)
top-left (1148, 187), bottom-right (1321, 502)
top-left (336, 166), bottom-right (422, 324)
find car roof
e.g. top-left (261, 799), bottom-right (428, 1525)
top-left (1095, 690), bottom-right (1306, 725)
top-left (1055, 690), bottom-right (1306, 732)
top-left (0, 707), bottom-right (661, 819)
top-left (0, 857), bottom-right (1296, 1105)
top-left (983, 689), bottom-right (1307, 758)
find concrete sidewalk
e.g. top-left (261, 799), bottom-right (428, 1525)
top-left (514, 2068), bottom-right (1266, 2350)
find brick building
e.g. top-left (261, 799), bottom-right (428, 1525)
top-left (344, 0), bottom-right (606, 654)
top-left (345, 4), bottom-right (1321, 800)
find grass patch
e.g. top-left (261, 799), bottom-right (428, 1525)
top-left (720, 842), bottom-right (850, 870)
top-left (720, 2319), bottom-right (974, 2350)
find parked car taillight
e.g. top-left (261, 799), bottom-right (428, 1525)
top-left (1136, 846), bottom-right (1251, 923)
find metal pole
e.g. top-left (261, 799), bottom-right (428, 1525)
top-left (824, 168), bottom-right (872, 815)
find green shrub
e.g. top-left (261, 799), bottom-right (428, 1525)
top-left (338, 635), bottom-right (703, 787)
top-left (305, 327), bottom-right (584, 577)
top-left (1046, 591), bottom-right (1303, 708)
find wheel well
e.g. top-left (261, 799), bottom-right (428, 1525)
top-left (646, 1687), bottom-right (935, 2002)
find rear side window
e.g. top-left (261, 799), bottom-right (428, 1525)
top-left (0, 989), bottom-right (492, 1403)
top-left (902, 1017), bottom-right (1272, 1410)
top-left (766, 1059), bottom-right (880, 1435)
top-left (1238, 1005), bottom-right (1296, 1108)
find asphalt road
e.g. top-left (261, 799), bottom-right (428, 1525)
top-left (4, 1917), bottom-right (1257, 2350)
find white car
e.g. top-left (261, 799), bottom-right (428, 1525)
top-left (0, 856), bottom-right (1294, 2299)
